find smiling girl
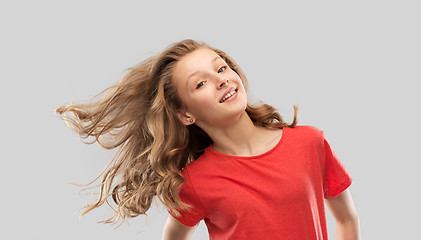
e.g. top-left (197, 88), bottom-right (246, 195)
top-left (56, 39), bottom-right (360, 239)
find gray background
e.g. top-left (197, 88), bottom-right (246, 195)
top-left (1, 0), bottom-right (420, 239)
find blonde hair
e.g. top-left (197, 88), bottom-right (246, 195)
top-left (55, 39), bottom-right (298, 226)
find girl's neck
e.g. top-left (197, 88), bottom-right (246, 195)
top-left (206, 111), bottom-right (281, 157)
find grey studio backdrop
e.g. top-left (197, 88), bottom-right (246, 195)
top-left (1, 1), bottom-right (420, 239)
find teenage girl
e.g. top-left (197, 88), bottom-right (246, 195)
top-left (56, 39), bottom-right (360, 239)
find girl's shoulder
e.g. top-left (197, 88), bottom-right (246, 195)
top-left (289, 124), bottom-right (324, 136)
top-left (180, 149), bottom-right (211, 175)
top-left (287, 124), bottom-right (326, 146)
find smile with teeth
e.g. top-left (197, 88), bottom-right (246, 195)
top-left (220, 89), bottom-right (238, 103)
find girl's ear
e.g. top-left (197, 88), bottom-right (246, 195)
top-left (176, 109), bottom-right (195, 126)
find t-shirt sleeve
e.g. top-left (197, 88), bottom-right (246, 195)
top-left (167, 168), bottom-right (206, 227)
top-left (321, 131), bottom-right (353, 199)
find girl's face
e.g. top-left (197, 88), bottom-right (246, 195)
top-left (172, 48), bottom-right (247, 127)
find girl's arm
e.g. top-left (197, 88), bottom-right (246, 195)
top-left (162, 215), bottom-right (198, 240)
top-left (324, 188), bottom-right (360, 240)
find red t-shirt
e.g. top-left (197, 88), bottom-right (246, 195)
top-left (168, 125), bottom-right (352, 239)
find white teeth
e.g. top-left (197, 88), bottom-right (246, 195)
top-left (220, 89), bottom-right (237, 103)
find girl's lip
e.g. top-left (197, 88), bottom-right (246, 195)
top-left (219, 87), bottom-right (237, 102)
top-left (220, 88), bottom-right (238, 103)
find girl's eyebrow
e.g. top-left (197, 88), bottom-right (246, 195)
top-left (185, 56), bottom-right (221, 86)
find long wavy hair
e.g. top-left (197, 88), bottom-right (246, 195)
top-left (55, 39), bottom-right (298, 227)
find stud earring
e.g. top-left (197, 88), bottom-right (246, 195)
top-left (189, 119), bottom-right (193, 123)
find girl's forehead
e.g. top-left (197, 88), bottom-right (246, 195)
top-left (174, 48), bottom-right (222, 80)
top-left (180, 48), bottom-right (220, 65)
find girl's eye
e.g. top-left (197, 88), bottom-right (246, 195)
top-left (218, 66), bottom-right (227, 73)
top-left (196, 81), bottom-right (205, 89)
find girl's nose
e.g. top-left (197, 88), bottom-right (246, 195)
top-left (218, 79), bottom-right (228, 88)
